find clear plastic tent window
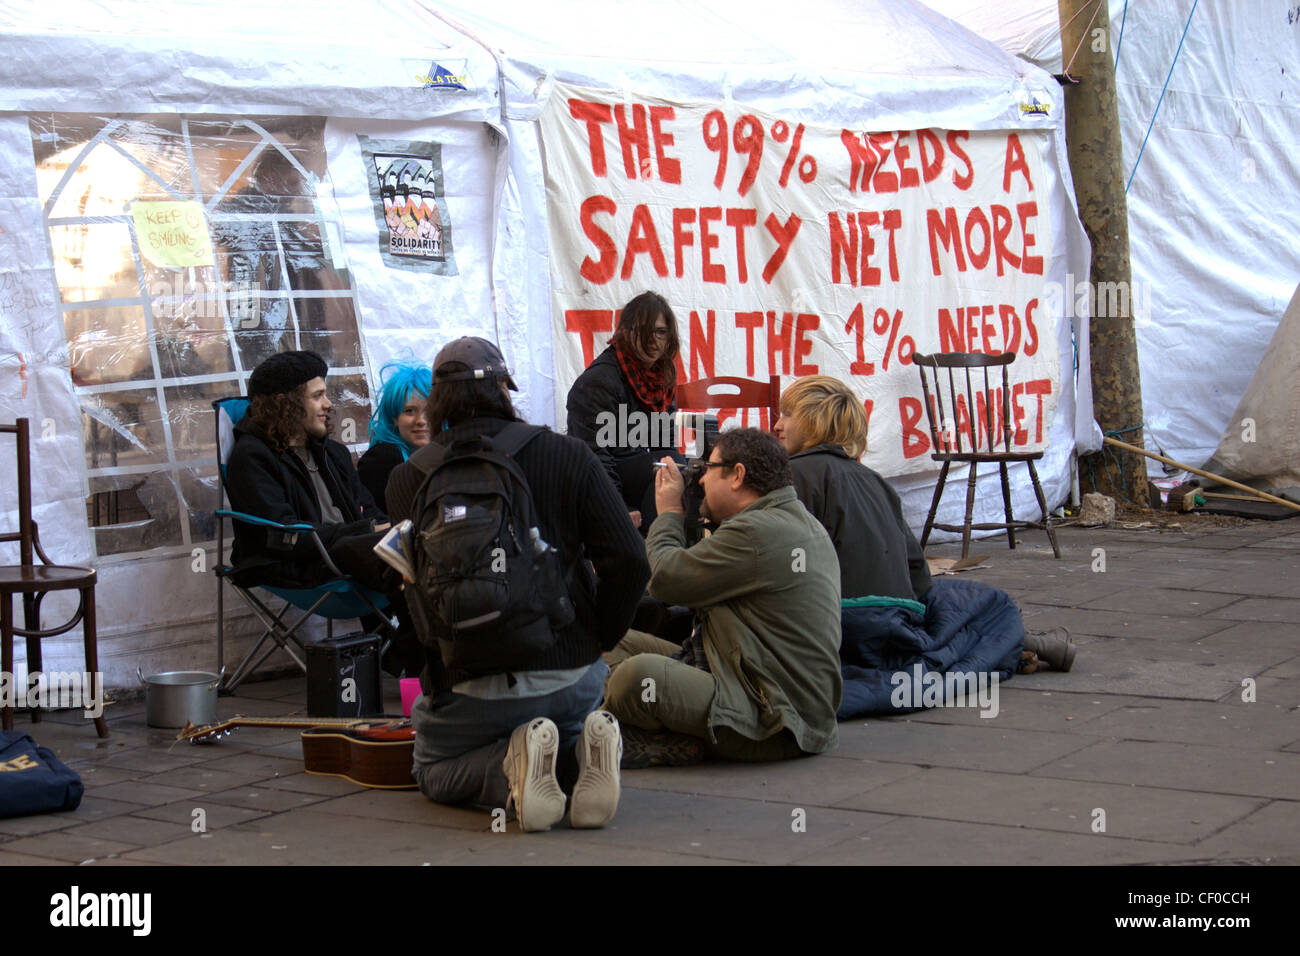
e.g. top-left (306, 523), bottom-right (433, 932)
top-left (29, 114), bottom-right (373, 558)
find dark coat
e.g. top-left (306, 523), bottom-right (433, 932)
top-left (224, 417), bottom-right (385, 587)
top-left (357, 440), bottom-right (406, 514)
top-left (789, 443), bottom-right (932, 601)
top-left (565, 346), bottom-right (679, 503)
top-left (385, 416), bottom-right (651, 692)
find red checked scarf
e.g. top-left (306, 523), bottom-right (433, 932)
top-left (613, 340), bottom-right (675, 413)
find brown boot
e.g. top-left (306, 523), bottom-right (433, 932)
top-left (1023, 627), bottom-right (1076, 672)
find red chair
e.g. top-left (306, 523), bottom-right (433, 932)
top-left (0, 418), bottom-right (109, 737)
top-left (676, 375), bottom-right (781, 433)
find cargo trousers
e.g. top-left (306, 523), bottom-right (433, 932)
top-left (603, 630), bottom-right (802, 762)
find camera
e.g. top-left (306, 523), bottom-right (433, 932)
top-left (680, 415), bottom-right (720, 545)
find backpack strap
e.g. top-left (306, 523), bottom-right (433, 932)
top-left (490, 422), bottom-right (547, 460)
top-left (414, 423), bottom-right (545, 476)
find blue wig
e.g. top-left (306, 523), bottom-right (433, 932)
top-left (368, 360), bottom-right (432, 459)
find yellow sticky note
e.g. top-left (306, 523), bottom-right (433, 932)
top-left (131, 201), bottom-right (212, 268)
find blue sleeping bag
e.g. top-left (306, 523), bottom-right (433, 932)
top-left (838, 578), bottom-right (1024, 719)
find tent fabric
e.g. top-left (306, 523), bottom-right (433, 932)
top-left (1206, 282), bottom-right (1300, 491)
top-left (921, 0), bottom-right (1300, 473)
top-left (0, 0), bottom-right (1093, 688)
top-left (0, 0), bottom-right (502, 123)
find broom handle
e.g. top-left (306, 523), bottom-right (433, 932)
top-left (1202, 491), bottom-right (1277, 503)
top-left (1102, 437), bottom-right (1300, 512)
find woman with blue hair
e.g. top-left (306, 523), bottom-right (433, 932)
top-left (358, 360), bottom-right (432, 512)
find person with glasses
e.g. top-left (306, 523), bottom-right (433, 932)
top-left (603, 427), bottom-right (843, 763)
top-left (566, 290), bottom-right (686, 532)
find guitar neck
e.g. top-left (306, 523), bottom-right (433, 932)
top-left (179, 714), bottom-right (403, 743)
top-left (225, 715), bottom-right (377, 729)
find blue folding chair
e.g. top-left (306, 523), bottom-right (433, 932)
top-left (213, 397), bottom-right (393, 693)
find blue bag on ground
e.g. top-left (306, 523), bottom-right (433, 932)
top-left (0, 730), bottom-right (85, 817)
top-left (838, 578), bottom-right (1024, 719)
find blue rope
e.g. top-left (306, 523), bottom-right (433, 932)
top-left (1126, 0), bottom-right (1198, 194)
top-left (1114, 0), bottom-right (1129, 70)
top-left (1098, 424), bottom-right (1149, 492)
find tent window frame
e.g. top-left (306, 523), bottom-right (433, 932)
top-left (34, 114), bottom-right (372, 562)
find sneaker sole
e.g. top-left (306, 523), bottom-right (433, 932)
top-left (569, 711), bottom-right (622, 829)
top-left (505, 718), bottom-right (566, 832)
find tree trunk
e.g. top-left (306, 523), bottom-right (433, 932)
top-left (1057, 0), bottom-right (1149, 506)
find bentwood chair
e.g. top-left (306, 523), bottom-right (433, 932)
top-left (212, 398), bottom-right (394, 692)
top-left (0, 419), bottom-right (109, 737)
top-left (911, 352), bottom-right (1060, 559)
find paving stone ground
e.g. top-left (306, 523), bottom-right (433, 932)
top-left (2, 520), bottom-right (1297, 866)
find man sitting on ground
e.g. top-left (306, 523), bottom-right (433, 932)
top-left (385, 337), bottom-right (650, 831)
top-left (224, 349), bottom-right (422, 675)
top-left (604, 428), bottom-right (843, 761)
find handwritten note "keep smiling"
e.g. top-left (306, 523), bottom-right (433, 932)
top-left (131, 201), bottom-right (212, 268)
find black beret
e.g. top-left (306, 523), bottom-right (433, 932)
top-left (247, 350), bottom-right (328, 398)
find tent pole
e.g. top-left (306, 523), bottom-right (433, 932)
top-left (1103, 437), bottom-right (1300, 512)
top-left (1058, 0), bottom-right (1149, 506)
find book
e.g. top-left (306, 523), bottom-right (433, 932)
top-left (372, 519), bottom-right (414, 582)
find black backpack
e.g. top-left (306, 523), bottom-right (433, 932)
top-left (405, 423), bottom-right (575, 676)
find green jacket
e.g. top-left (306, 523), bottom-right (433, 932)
top-left (646, 486), bottom-right (843, 753)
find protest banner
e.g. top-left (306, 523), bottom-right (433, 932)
top-left (540, 83), bottom-right (1058, 474)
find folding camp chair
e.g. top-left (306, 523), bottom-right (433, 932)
top-left (212, 397), bottom-right (395, 693)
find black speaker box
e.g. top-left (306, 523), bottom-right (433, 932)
top-left (306, 632), bottom-right (383, 718)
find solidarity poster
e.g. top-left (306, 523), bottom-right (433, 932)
top-left (358, 134), bottom-right (458, 276)
top-left (539, 83), bottom-right (1059, 476)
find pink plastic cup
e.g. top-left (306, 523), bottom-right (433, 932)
top-left (400, 678), bottom-right (421, 717)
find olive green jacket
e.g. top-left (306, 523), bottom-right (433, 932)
top-left (646, 486), bottom-right (842, 753)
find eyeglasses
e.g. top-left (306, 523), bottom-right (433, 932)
top-left (682, 459), bottom-right (731, 483)
top-left (650, 328), bottom-right (670, 341)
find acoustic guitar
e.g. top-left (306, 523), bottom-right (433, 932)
top-left (301, 721), bottom-right (417, 790)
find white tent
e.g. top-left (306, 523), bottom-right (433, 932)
top-left (0, 0), bottom-right (1092, 688)
top-left (921, 0), bottom-right (1300, 473)
top-left (1206, 281), bottom-right (1300, 492)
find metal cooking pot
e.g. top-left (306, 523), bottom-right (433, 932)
top-left (138, 667), bottom-right (224, 729)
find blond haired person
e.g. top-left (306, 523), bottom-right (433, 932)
top-left (775, 375), bottom-right (1075, 673)
top-left (774, 375), bottom-right (931, 602)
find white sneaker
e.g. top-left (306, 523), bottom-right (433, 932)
top-left (502, 717), bottom-right (566, 832)
top-left (568, 710), bottom-right (623, 829)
